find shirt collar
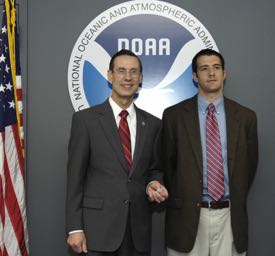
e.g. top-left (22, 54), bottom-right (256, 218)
top-left (198, 94), bottom-right (224, 115)
top-left (109, 97), bottom-right (135, 120)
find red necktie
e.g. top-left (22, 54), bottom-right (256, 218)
top-left (206, 103), bottom-right (224, 201)
top-left (118, 110), bottom-right (132, 170)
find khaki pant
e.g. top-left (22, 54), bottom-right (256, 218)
top-left (167, 207), bottom-right (246, 256)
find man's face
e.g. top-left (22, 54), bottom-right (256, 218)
top-left (193, 55), bottom-right (226, 98)
top-left (108, 55), bottom-right (142, 104)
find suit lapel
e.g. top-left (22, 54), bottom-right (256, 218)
top-left (130, 107), bottom-right (147, 176)
top-left (98, 100), bottom-right (129, 172)
top-left (183, 96), bottom-right (203, 173)
top-left (224, 98), bottom-right (240, 178)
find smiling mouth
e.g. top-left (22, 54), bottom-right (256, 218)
top-left (122, 84), bottom-right (133, 88)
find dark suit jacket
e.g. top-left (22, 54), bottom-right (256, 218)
top-left (66, 100), bottom-right (162, 253)
top-left (162, 95), bottom-right (258, 253)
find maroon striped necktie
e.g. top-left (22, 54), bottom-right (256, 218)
top-left (118, 110), bottom-right (132, 170)
top-left (206, 103), bottom-right (224, 201)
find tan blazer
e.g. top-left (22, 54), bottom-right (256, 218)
top-left (162, 95), bottom-right (258, 253)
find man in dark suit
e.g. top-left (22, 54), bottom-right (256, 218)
top-left (162, 49), bottom-right (258, 256)
top-left (66, 49), bottom-right (168, 255)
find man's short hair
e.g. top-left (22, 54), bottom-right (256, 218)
top-left (192, 49), bottom-right (225, 73)
top-left (109, 49), bottom-right (143, 73)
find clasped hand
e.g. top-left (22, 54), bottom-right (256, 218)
top-left (147, 181), bottom-right (168, 203)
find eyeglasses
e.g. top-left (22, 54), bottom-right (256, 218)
top-left (112, 68), bottom-right (141, 79)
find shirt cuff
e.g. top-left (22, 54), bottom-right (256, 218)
top-left (146, 180), bottom-right (158, 194)
top-left (69, 230), bottom-right (84, 235)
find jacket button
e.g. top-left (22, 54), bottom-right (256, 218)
top-left (128, 178), bottom-right (132, 183)
top-left (124, 200), bottom-right (129, 204)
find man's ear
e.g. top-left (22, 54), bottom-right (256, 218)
top-left (138, 73), bottom-right (143, 84)
top-left (192, 72), bottom-right (198, 83)
top-left (223, 69), bottom-right (227, 81)
top-left (107, 70), bottom-right (113, 82)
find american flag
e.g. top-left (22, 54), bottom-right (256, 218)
top-left (0, 1), bottom-right (29, 255)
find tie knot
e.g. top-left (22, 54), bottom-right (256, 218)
top-left (119, 110), bottom-right (129, 119)
top-left (208, 103), bottom-right (216, 113)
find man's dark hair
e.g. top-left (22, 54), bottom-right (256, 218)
top-left (109, 49), bottom-right (143, 73)
top-left (192, 49), bottom-right (225, 73)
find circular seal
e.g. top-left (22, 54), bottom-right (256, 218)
top-left (68, 0), bottom-right (218, 117)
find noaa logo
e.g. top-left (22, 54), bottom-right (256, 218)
top-left (68, 0), bottom-right (218, 118)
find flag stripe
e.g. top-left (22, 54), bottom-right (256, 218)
top-left (16, 89), bottom-right (22, 101)
top-left (3, 206), bottom-right (21, 255)
top-left (11, 125), bottom-right (24, 175)
top-left (3, 130), bottom-right (27, 255)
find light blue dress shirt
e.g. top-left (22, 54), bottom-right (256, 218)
top-left (198, 95), bottom-right (230, 202)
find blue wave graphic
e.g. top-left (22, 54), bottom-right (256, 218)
top-left (164, 65), bottom-right (197, 106)
top-left (83, 61), bottom-right (111, 106)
